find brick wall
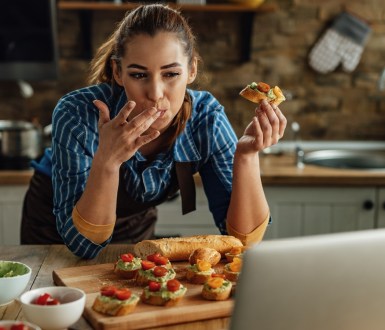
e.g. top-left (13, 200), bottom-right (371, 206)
top-left (1, 0), bottom-right (384, 141)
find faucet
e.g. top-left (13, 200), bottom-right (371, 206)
top-left (291, 121), bottom-right (304, 168)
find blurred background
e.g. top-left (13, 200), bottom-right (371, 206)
top-left (1, 0), bottom-right (384, 142)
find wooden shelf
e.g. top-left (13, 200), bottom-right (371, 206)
top-left (58, 1), bottom-right (277, 13)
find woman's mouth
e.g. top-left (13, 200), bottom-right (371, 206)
top-left (157, 109), bottom-right (166, 118)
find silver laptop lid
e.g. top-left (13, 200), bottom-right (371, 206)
top-left (230, 229), bottom-right (385, 330)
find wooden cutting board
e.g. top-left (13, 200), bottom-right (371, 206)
top-left (53, 262), bottom-right (234, 330)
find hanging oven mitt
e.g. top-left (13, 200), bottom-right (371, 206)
top-left (308, 12), bottom-right (371, 74)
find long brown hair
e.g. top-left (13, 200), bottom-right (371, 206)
top-left (88, 4), bottom-right (199, 145)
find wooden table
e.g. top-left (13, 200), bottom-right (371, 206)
top-left (0, 245), bottom-right (229, 330)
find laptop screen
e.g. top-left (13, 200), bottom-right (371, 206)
top-left (230, 229), bottom-right (385, 330)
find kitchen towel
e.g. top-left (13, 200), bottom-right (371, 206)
top-left (308, 12), bottom-right (371, 74)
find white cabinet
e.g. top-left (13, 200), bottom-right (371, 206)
top-left (0, 185), bottom-right (28, 245)
top-left (264, 186), bottom-right (385, 240)
top-left (376, 188), bottom-right (385, 227)
top-left (155, 186), bottom-right (220, 237)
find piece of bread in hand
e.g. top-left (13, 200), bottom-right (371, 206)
top-left (92, 286), bottom-right (139, 316)
top-left (202, 274), bottom-right (232, 301)
top-left (141, 279), bottom-right (187, 306)
top-left (134, 235), bottom-right (243, 261)
top-left (186, 259), bottom-right (215, 284)
top-left (239, 81), bottom-right (285, 105)
top-left (113, 252), bottom-right (142, 279)
top-left (189, 247), bottom-right (221, 266)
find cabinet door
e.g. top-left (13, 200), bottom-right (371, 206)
top-left (376, 188), bottom-right (385, 228)
top-left (155, 185), bottom-right (219, 237)
top-left (0, 185), bottom-right (29, 245)
top-left (263, 187), bottom-right (376, 240)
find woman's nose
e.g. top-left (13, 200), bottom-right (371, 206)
top-left (147, 79), bottom-right (164, 103)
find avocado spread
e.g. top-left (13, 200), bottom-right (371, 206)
top-left (116, 258), bottom-right (141, 271)
top-left (144, 284), bottom-right (187, 300)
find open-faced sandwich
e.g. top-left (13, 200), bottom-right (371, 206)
top-left (136, 261), bottom-right (176, 286)
top-left (146, 252), bottom-right (173, 269)
top-left (223, 257), bottom-right (242, 282)
top-left (225, 246), bottom-right (247, 263)
top-left (186, 259), bottom-right (215, 284)
top-left (202, 274), bottom-right (232, 301)
top-left (141, 279), bottom-right (187, 306)
top-left (92, 285), bottom-right (139, 316)
top-left (114, 252), bottom-right (142, 279)
top-left (239, 81), bottom-right (286, 105)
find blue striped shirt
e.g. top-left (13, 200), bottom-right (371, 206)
top-left (34, 83), bottom-right (238, 259)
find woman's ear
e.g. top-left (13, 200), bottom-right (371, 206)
top-left (187, 57), bottom-right (198, 84)
top-left (112, 60), bottom-right (123, 86)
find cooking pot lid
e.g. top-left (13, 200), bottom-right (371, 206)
top-left (0, 120), bottom-right (36, 131)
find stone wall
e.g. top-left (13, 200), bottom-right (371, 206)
top-left (1, 0), bottom-right (384, 141)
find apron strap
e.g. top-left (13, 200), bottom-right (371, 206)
top-left (175, 162), bottom-right (196, 215)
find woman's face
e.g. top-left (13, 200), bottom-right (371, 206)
top-left (112, 32), bottom-right (197, 134)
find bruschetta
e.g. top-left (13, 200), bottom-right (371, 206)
top-left (141, 279), bottom-right (187, 306)
top-left (92, 286), bottom-right (139, 316)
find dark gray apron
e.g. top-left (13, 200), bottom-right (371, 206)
top-left (20, 162), bottom-right (196, 244)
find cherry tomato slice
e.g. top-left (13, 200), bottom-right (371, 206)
top-left (148, 281), bottom-right (161, 292)
top-left (141, 260), bottom-right (156, 270)
top-left (146, 253), bottom-right (161, 262)
top-left (154, 255), bottom-right (169, 266)
top-left (115, 288), bottom-right (132, 300)
top-left (166, 279), bottom-right (181, 292)
top-left (120, 253), bottom-right (134, 263)
top-left (257, 82), bottom-right (270, 93)
top-left (10, 324), bottom-right (29, 330)
top-left (153, 266), bottom-right (168, 277)
top-left (46, 298), bottom-right (61, 305)
top-left (35, 293), bottom-right (51, 305)
top-left (100, 285), bottom-right (117, 297)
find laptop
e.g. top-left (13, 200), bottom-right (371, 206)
top-left (230, 229), bottom-right (385, 330)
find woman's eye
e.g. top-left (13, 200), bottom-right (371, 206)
top-left (129, 72), bottom-right (147, 79)
top-left (164, 72), bottom-right (181, 78)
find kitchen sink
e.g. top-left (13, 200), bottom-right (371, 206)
top-left (303, 149), bottom-right (385, 170)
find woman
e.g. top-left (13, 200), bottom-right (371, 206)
top-left (21, 4), bottom-right (287, 259)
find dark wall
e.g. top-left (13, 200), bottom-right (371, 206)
top-left (1, 0), bottom-right (384, 140)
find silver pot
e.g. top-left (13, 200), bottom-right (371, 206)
top-left (0, 120), bottom-right (43, 169)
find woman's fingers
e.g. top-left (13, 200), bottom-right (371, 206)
top-left (93, 100), bottom-right (110, 128)
top-left (257, 100), bottom-right (287, 144)
top-left (128, 107), bottom-right (161, 135)
top-left (116, 101), bottom-right (136, 126)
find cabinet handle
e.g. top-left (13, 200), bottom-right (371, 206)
top-left (363, 200), bottom-right (374, 210)
top-left (383, 201), bottom-right (385, 210)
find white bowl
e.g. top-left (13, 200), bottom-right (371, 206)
top-left (19, 286), bottom-right (86, 330)
top-left (0, 261), bottom-right (32, 306)
top-left (0, 320), bottom-right (41, 330)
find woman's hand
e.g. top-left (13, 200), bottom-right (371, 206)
top-left (236, 100), bottom-right (287, 155)
top-left (93, 100), bottom-right (161, 170)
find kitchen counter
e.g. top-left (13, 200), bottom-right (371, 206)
top-left (1, 152), bottom-right (385, 186)
top-left (260, 154), bottom-right (385, 186)
top-left (0, 245), bottom-right (229, 330)
top-left (0, 170), bottom-right (33, 185)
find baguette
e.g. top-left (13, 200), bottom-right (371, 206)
top-left (134, 235), bottom-right (243, 261)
